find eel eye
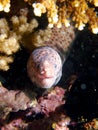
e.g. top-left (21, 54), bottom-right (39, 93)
top-left (54, 64), bottom-right (57, 68)
top-left (36, 63), bottom-right (40, 70)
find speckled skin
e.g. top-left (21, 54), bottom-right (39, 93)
top-left (27, 46), bottom-right (62, 89)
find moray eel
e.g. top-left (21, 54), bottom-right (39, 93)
top-left (27, 46), bottom-right (62, 89)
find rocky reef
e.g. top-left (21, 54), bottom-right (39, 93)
top-left (0, 0), bottom-right (98, 130)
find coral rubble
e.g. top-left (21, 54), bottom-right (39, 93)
top-left (0, 83), bottom-right (67, 130)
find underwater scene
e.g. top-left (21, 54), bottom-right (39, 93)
top-left (0, 0), bottom-right (98, 130)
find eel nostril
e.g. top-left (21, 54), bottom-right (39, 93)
top-left (40, 70), bottom-right (45, 75)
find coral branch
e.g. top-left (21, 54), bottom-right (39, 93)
top-left (24, 0), bottom-right (98, 34)
top-left (0, 0), bottom-right (10, 12)
top-left (0, 15), bottom-right (38, 71)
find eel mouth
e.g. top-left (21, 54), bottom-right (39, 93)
top-left (37, 73), bottom-right (54, 80)
top-left (36, 73), bottom-right (56, 89)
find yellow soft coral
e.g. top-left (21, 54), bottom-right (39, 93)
top-left (0, 56), bottom-right (13, 71)
top-left (86, 8), bottom-right (98, 34)
top-left (84, 118), bottom-right (98, 130)
top-left (24, 0), bottom-right (98, 34)
top-left (0, 18), bottom-right (19, 55)
top-left (0, 15), bottom-right (38, 71)
top-left (0, 0), bottom-right (10, 12)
